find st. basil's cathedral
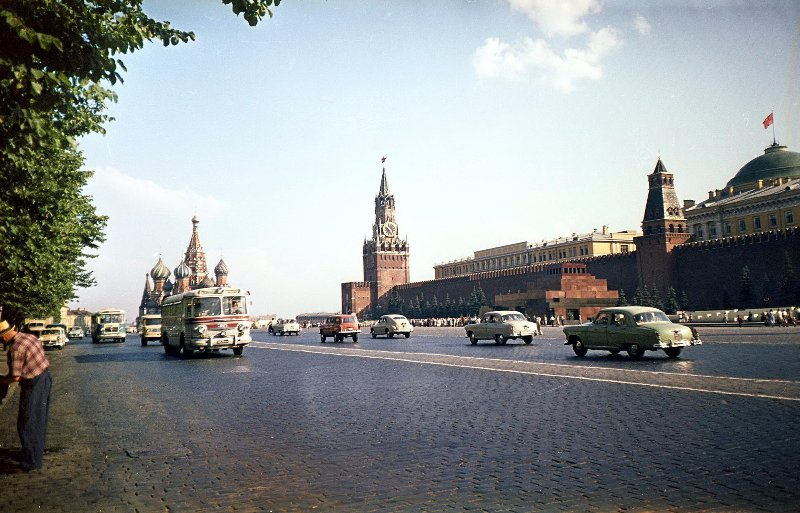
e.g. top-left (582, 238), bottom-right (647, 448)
top-left (138, 215), bottom-right (231, 319)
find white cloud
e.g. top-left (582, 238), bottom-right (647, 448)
top-left (507, 0), bottom-right (602, 37)
top-left (88, 166), bottom-right (229, 218)
top-left (633, 14), bottom-right (651, 36)
top-left (472, 27), bottom-right (621, 92)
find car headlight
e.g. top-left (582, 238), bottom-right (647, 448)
top-left (197, 325), bottom-right (207, 334)
top-left (237, 323), bottom-right (247, 333)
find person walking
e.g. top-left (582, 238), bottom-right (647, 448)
top-left (0, 320), bottom-right (52, 472)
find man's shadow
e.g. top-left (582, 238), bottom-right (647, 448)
top-left (0, 448), bottom-right (22, 473)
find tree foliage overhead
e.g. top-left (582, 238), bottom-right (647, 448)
top-left (0, 0), bottom-right (276, 324)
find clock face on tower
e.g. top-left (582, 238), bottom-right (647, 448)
top-left (382, 222), bottom-right (397, 238)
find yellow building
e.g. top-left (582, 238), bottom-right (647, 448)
top-left (433, 226), bottom-right (639, 279)
top-left (685, 143), bottom-right (800, 239)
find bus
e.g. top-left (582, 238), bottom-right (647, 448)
top-left (92, 309), bottom-right (127, 343)
top-left (161, 287), bottom-right (251, 357)
top-left (139, 314), bottom-right (162, 347)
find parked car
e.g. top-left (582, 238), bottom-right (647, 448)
top-left (39, 327), bottom-right (67, 350)
top-left (67, 326), bottom-right (85, 339)
top-left (464, 311), bottom-right (536, 345)
top-left (320, 315), bottom-right (360, 343)
top-left (370, 314), bottom-right (413, 339)
top-left (563, 306), bottom-right (702, 359)
top-left (271, 318), bottom-right (301, 336)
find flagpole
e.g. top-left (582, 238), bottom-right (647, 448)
top-left (771, 108), bottom-right (776, 145)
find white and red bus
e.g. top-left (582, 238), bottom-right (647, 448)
top-left (161, 287), bottom-right (251, 356)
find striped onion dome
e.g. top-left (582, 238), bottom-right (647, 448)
top-left (174, 261), bottom-right (191, 279)
top-left (214, 258), bottom-right (229, 275)
top-left (150, 258), bottom-right (170, 280)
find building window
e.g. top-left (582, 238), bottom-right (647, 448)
top-left (709, 223), bottom-right (717, 237)
top-left (738, 219), bottom-right (746, 233)
top-left (769, 214), bottom-right (778, 228)
top-left (786, 210), bottom-right (794, 225)
top-left (724, 222), bottom-right (731, 235)
top-left (695, 224), bottom-right (704, 239)
top-left (621, 244), bottom-right (629, 253)
top-left (753, 216), bottom-right (761, 230)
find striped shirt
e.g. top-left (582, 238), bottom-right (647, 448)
top-left (7, 332), bottom-right (50, 380)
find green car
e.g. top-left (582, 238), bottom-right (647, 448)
top-left (563, 306), bottom-right (701, 359)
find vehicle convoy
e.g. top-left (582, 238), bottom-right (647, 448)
top-left (161, 287), bottom-right (251, 356)
top-left (464, 311), bottom-right (537, 345)
top-left (67, 326), bottom-right (85, 339)
top-left (320, 315), bottom-right (360, 343)
top-left (139, 314), bottom-right (162, 346)
top-left (371, 314), bottom-right (413, 338)
top-left (562, 306), bottom-right (702, 359)
top-left (39, 327), bottom-right (67, 350)
top-left (91, 309), bottom-right (127, 343)
top-left (270, 318), bottom-right (300, 336)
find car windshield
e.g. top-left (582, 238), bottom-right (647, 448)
top-left (391, 315), bottom-right (408, 321)
top-left (634, 311), bottom-right (671, 324)
top-left (99, 314), bottom-right (123, 323)
top-left (144, 318), bottom-right (161, 326)
top-left (42, 329), bottom-right (60, 336)
top-left (502, 313), bottom-right (526, 322)
top-left (343, 316), bottom-right (357, 323)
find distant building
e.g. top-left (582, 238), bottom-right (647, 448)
top-left (138, 216), bottom-right (232, 321)
top-left (433, 226), bottom-right (639, 279)
top-left (685, 142), bottom-right (800, 240)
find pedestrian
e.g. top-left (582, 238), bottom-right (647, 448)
top-left (0, 320), bottom-right (52, 472)
top-left (736, 314), bottom-right (743, 327)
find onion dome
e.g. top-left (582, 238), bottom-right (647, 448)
top-left (150, 258), bottom-right (170, 280)
top-left (174, 261), bottom-right (191, 280)
top-left (200, 275), bottom-right (215, 288)
top-left (214, 258), bottom-right (229, 275)
top-left (726, 143), bottom-right (800, 188)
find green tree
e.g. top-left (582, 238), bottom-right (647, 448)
top-left (0, 1), bottom-right (277, 324)
top-left (665, 287), bottom-right (679, 314)
top-left (616, 289), bottom-right (627, 306)
top-left (679, 290), bottom-right (690, 311)
top-left (739, 266), bottom-right (753, 308)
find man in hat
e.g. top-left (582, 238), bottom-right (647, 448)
top-left (0, 320), bottom-right (52, 471)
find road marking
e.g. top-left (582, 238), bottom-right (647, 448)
top-left (250, 342), bottom-right (800, 402)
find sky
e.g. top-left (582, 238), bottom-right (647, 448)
top-left (72, 0), bottom-right (800, 319)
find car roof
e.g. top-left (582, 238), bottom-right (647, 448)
top-left (485, 310), bottom-right (524, 316)
top-left (598, 306), bottom-right (664, 315)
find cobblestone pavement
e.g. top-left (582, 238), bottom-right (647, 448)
top-left (1, 327), bottom-right (798, 512)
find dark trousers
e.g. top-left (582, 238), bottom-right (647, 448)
top-left (17, 368), bottom-right (51, 470)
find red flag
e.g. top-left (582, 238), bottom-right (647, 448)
top-left (763, 112), bottom-right (774, 129)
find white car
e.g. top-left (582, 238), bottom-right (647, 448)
top-left (464, 311), bottom-right (537, 345)
top-left (271, 318), bottom-right (301, 336)
top-left (68, 326), bottom-right (85, 339)
top-left (370, 314), bottom-right (414, 339)
top-left (39, 328), bottom-right (67, 350)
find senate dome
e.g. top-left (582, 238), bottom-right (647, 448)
top-left (726, 143), bottom-right (800, 189)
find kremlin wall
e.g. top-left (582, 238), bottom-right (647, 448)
top-left (344, 142), bottom-right (800, 319)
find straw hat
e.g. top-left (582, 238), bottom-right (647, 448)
top-left (0, 320), bottom-right (13, 338)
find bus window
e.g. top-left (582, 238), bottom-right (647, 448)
top-left (193, 297), bottom-right (221, 317)
top-left (223, 296), bottom-right (247, 315)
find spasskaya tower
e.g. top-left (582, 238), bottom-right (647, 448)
top-left (362, 158), bottom-right (410, 306)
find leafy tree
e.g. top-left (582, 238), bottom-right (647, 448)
top-left (739, 266), bottom-right (753, 308)
top-left (0, 1), bottom-right (277, 324)
top-left (616, 289), bottom-right (627, 306)
top-left (630, 288), bottom-right (642, 306)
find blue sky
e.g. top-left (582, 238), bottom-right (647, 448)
top-left (72, 0), bottom-right (800, 318)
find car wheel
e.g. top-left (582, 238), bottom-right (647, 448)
top-left (572, 339), bottom-right (588, 356)
top-left (371, 330), bottom-right (376, 339)
top-left (609, 349), bottom-right (620, 355)
top-left (404, 333), bottom-right (410, 339)
top-left (335, 334), bottom-right (343, 343)
top-left (181, 340), bottom-right (193, 358)
top-left (468, 332), bottom-right (478, 345)
top-left (627, 343), bottom-right (645, 359)
top-left (664, 347), bottom-right (682, 358)
top-left (495, 334), bottom-right (505, 345)
top-left (388, 332), bottom-right (394, 339)
top-left (141, 337), bottom-right (147, 347)
top-left (320, 334), bottom-right (326, 343)
top-left (233, 346), bottom-right (243, 356)
top-left (523, 335), bottom-right (533, 344)
top-left (352, 334), bottom-right (358, 343)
